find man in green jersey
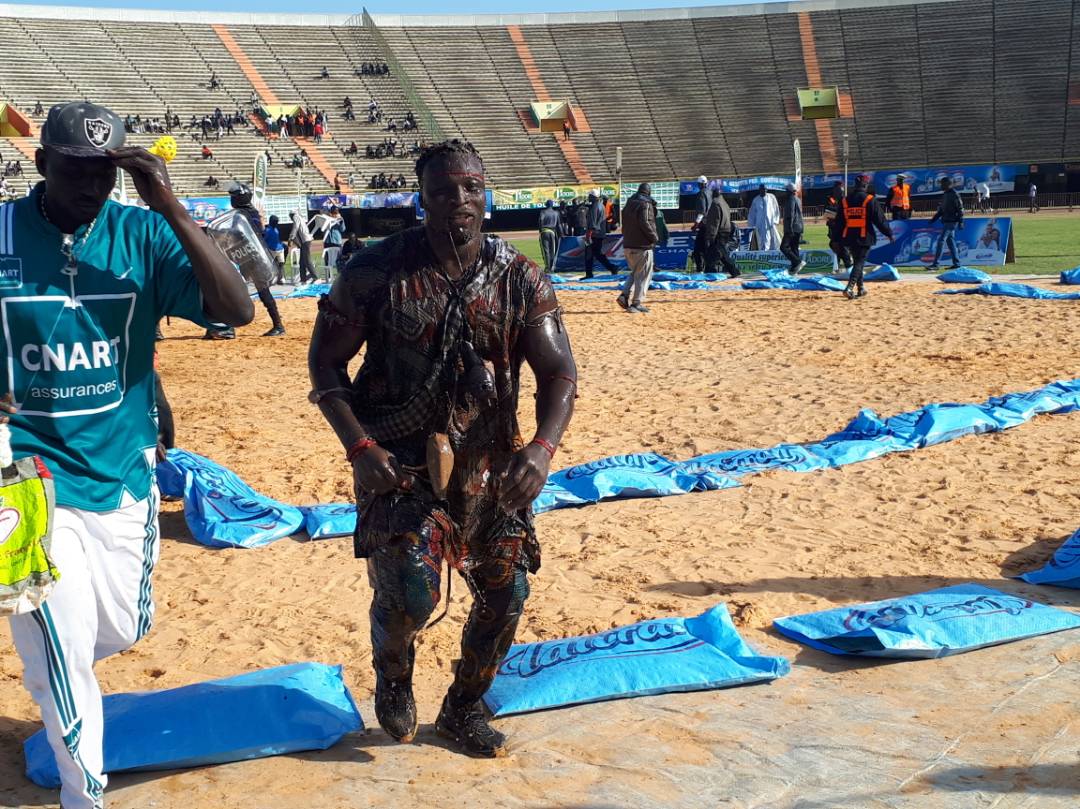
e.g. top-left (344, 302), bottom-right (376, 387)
top-left (1, 101), bottom-right (252, 809)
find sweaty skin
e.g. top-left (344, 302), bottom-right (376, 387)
top-left (308, 152), bottom-right (576, 510)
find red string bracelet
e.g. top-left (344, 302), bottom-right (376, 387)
top-left (530, 437), bottom-right (556, 458)
top-left (346, 437), bottom-right (377, 464)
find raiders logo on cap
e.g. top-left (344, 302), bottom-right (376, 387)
top-left (84, 118), bottom-right (113, 148)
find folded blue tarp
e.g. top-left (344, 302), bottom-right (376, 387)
top-left (285, 283), bottom-right (332, 298)
top-left (157, 449), bottom-right (304, 548)
top-left (742, 269), bottom-right (847, 292)
top-left (936, 267), bottom-right (992, 284)
top-left (163, 377), bottom-right (1080, 541)
top-left (773, 584), bottom-right (1080, 659)
top-left (1017, 527), bottom-right (1080, 589)
top-left (535, 377), bottom-right (1080, 513)
top-left (1059, 267), bottom-right (1080, 285)
top-left (484, 604), bottom-right (789, 716)
top-left (25, 663), bottom-right (362, 788)
top-left (939, 283), bottom-right (1080, 300)
top-left (833, 264), bottom-right (902, 282)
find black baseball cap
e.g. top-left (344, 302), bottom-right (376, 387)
top-left (40, 101), bottom-right (125, 158)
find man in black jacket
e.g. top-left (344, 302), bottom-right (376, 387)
top-left (829, 174), bottom-right (893, 299)
top-left (616, 183), bottom-right (659, 312)
top-left (927, 176), bottom-right (965, 270)
top-left (691, 175), bottom-right (710, 272)
top-left (824, 180), bottom-right (852, 271)
top-left (584, 191), bottom-right (617, 278)
top-left (538, 199), bottom-right (561, 272)
top-left (700, 188), bottom-right (739, 278)
top-left (779, 181), bottom-right (806, 274)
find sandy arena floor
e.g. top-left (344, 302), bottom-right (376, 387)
top-left (1, 278), bottom-right (1078, 808)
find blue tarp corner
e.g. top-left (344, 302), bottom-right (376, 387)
top-left (1016, 528), bottom-right (1080, 589)
top-left (939, 283), bottom-right (1080, 300)
top-left (1059, 267), bottom-right (1080, 285)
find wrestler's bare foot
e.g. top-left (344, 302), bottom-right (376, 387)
top-left (435, 695), bottom-right (507, 758)
top-left (374, 676), bottom-right (418, 743)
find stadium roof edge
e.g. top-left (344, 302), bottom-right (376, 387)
top-left (0, 0), bottom-right (957, 27)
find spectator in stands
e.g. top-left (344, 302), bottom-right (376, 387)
top-left (387, 117), bottom-right (398, 133)
top-left (320, 66), bottom-right (330, 79)
top-left (538, 200), bottom-right (561, 272)
top-left (343, 96), bottom-right (353, 110)
top-left (691, 175), bottom-right (710, 272)
top-left (977, 180), bottom-right (992, 213)
top-left (585, 191), bottom-right (618, 278)
top-left (334, 173), bottom-right (343, 193)
top-left (928, 176), bottom-right (965, 270)
top-left (886, 174), bottom-right (912, 220)
top-left (1028, 181), bottom-right (1040, 212)
top-left (201, 144), bottom-right (213, 160)
top-left (563, 118), bottom-right (571, 141)
top-left (346, 141), bottom-right (359, 155)
top-left (617, 183), bottom-right (659, 313)
top-left (780, 182), bottom-right (806, 274)
top-left (314, 120), bottom-right (324, 144)
top-left (828, 174), bottom-right (893, 298)
top-left (33, 100), bottom-right (44, 116)
top-left (748, 184), bottom-right (781, 250)
top-left (205, 175), bottom-right (219, 188)
top-left (395, 173), bottom-right (406, 188)
top-left (265, 149), bottom-right (273, 167)
top-left (209, 71), bottom-right (220, 89)
top-left (824, 180), bottom-right (852, 271)
top-left (700, 188), bottom-right (739, 278)
top-left (348, 172), bottom-right (357, 187)
top-left (0, 176), bottom-right (11, 200)
top-left (264, 215), bottom-right (286, 284)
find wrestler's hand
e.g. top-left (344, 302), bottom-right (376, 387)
top-left (498, 443), bottom-right (550, 512)
top-left (0, 393), bottom-right (14, 421)
top-left (352, 445), bottom-right (414, 497)
top-left (107, 147), bottom-right (174, 212)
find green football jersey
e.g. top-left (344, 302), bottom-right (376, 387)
top-left (0, 184), bottom-right (210, 511)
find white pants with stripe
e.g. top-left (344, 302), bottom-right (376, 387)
top-left (9, 490), bottom-right (159, 809)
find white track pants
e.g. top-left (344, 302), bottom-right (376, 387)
top-left (9, 489), bottom-right (160, 809)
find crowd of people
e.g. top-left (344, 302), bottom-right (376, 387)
top-left (187, 108), bottom-right (250, 141)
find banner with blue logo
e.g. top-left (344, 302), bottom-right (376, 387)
top-left (308, 194), bottom-right (348, 211)
top-left (683, 164), bottom-right (1022, 198)
top-left (867, 216), bottom-right (1013, 267)
top-left (180, 197), bottom-right (230, 226)
top-left (554, 229), bottom-right (763, 272)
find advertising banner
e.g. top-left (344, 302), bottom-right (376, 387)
top-left (867, 216), bottom-right (1013, 267)
top-left (619, 182), bottom-right (680, 210)
top-left (180, 197), bottom-right (230, 226)
top-left (308, 194), bottom-right (348, 211)
top-left (684, 164), bottom-right (1023, 198)
top-left (732, 250), bottom-right (837, 275)
top-left (553, 230), bottom-right (816, 273)
top-left (263, 194), bottom-right (306, 221)
top-left (494, 183), bottom-right (619, 210)
top-left (353, 192), bottom-right (417, 209)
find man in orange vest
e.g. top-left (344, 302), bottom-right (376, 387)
top-left (828, 174), bottom-right (893, 299)
top-left (885, 173), bottom-right (912, 221)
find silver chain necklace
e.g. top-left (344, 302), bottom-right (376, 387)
top-left (39, 190), bottom-right (100, 269)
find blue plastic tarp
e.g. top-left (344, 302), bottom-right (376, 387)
top-left (285, 283), bottom-right (332, 298)
top-left (939, 283), bottom-right (1080, 300)
top-left (483, 604), bottom-right (789, 716)
top-left (833, 264), bottom-right (902, 282)
top-left (1060, 267), bottom-right (1080, 285)
top-left (300, 503), bottom-right (357, 540)
top-left (742, 269), bottom-right (847, 292)
top-left (1017, 527), bottom-right (1080, 589)
top-left (156, 449), bottom-right (304, 548)
top-left (773, 584), bottom-right (1080, 658)
top-left (24, 663), bottom-right (362, 788)
top-left (936, 267), bottom-right (992, 284)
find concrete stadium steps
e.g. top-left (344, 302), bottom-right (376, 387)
top-left (474, 27), bottom-right (580, 184)
top-left (993, 1), bottom-right (1072, 163)
top-left (512, 24), bottom-right (612, 180)
top-left (692, 15), bottom-right (796, 177)
top-left (765, 12), bottom-right (828, 174)
top-left (800, 10), bottom-right (858, 171)
top-left (1067, 1), bottom-right (1080, 160)
top-left (837, 5), bottom-right (928, 169)
top-left (546, 22), bottom-right (673, 181)
top-left (915, 0), bottom-right (997, 165)
top-left (385, 26), bottom-right (558, 187)
top-left (0, 17), bottom-right (94, 107)
top-left (620, 19), bottom-right (736, 180)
